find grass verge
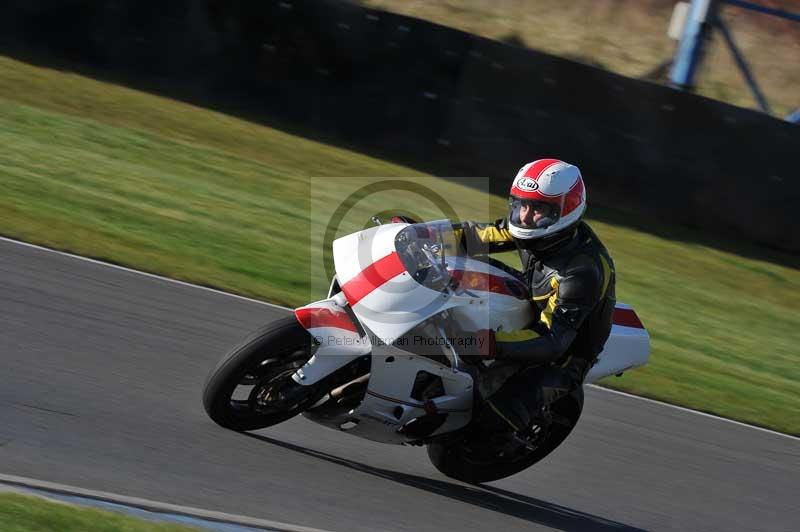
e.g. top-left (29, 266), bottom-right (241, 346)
top-left (0, 55), bottom-right (798, 435)
top-left (0, 493), bottom-right (197, 532)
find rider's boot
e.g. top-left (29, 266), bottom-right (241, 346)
top-left (474, 395), bottom-right (535, 434)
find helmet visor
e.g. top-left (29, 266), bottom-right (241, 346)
top-left (509, 197), bottom-right (561, 229)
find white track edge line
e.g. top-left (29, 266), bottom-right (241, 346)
top-left (0, 473), bottom-right (333, 532)
top-left (0, 236), bottom-right (289, 312)
top-left (586, 384), bottom-right (800, 441)
top-left (3, 235), bottom-right (797, 441)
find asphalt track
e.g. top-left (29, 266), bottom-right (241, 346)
top-left (1, 237), bottom-right (798, 532)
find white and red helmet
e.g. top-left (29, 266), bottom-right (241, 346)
top-left (507, 159), bottom-right (587, 240)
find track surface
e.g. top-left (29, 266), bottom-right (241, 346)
top-left (1, 238), bottom-right (798, 532)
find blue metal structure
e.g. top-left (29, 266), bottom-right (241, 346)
top-left (669, 0), bottom-right (716, 88)
top-left (715, 16), bottom-right (771, 113)
top-left (724, 0), bottom-right (800, 22)
top-left (670, 0), bottom-right (800, 121)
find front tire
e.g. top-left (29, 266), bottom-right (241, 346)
top-left (427, 388), bottom-right (584, 484)
top-left (203, 317), bottom-right (316, 431)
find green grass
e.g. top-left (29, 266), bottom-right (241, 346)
top-left (1, 56), bottom-right (798, 435)
top-left (0, 493), bottom-right (197, 532)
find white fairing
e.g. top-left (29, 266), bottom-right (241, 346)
top-left (332, 222), bottom-right (533, 341)
top-left (444, 257), bottom-right (533, 332)
top-left (333, 224), bottom-right (456, 340)
top-left (331, 224), bottom-right (399, 287)
top-left (344, 344), bottom-right (474, 443)
top-left (293, 296), bottom-right (371, 385)
top-left (585, 303), bottom-right (650, 383)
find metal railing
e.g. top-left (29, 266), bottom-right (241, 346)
top-left (669, 0), bottom-right (800, 122)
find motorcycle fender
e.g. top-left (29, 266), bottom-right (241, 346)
top-left (293, 296), bottom-right (371, 386)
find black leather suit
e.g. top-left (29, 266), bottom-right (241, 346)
top-left (458, 219), bottom-right (616, 432)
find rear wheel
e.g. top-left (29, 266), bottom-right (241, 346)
top-left (427, 388), bottom-right (583, 484)
top-left (203, 317), bottom-right (317, 431)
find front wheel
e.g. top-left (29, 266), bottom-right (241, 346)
top-left (427, 388), bottom-right (584, 484)
top-left (203, 317), bottom-right (317, 431)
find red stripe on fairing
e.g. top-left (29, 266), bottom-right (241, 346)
top-left (449, 270), bottom-right (528, 300)
top-left (341, 251), bottom-right (407, 306)
top-left (613, 307), bottom-right (644, 329)
top-left (295, 307), bottom-right (358, 332)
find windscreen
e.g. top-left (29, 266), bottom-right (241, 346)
top-left (394, 220), bottom-right (464, 292)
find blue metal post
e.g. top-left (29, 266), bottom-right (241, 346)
top-left (715, 17), bottom-right (772, 114)
top-left (670, 0), bottom-right (719, 88)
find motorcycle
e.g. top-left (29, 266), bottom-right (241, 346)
top-left (203, 220), bottom-right (650, 483)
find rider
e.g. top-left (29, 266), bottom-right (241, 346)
top-left (456, 158), bottom-right (617, 434)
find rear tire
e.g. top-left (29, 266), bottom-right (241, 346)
top-left (203, 317), bottom-right (316, 431)
top-left (427, 388), bottom-right (584, 484)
